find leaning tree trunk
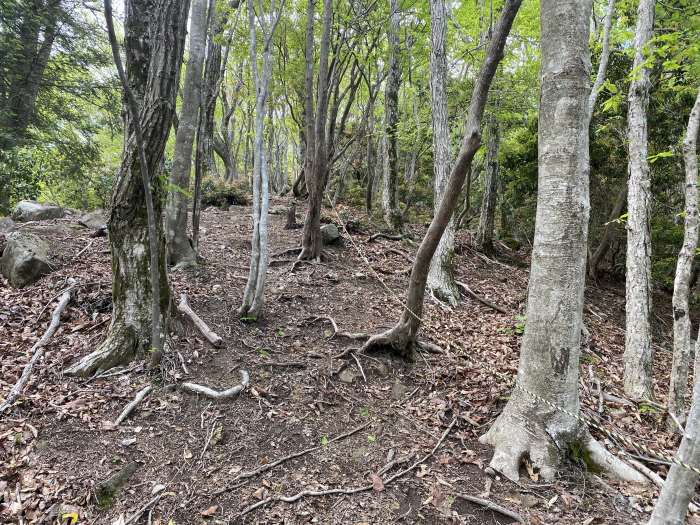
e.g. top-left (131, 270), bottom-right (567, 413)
top-left (667, 87), bottom-right (700, 431)
top-left (588, 184), bottom-right (627, 280)
top-left (66, 0), bottom-right (189, 376)
top-left (624, 0), bottom-right (656, 401)
top-left (426, 0), bottom-right (459, 306)
top-left (479, 0), bottom-right (646, 484)
top-left (381, 0), bottom-right (402, 230)
top-left (165, 0), bottom-right (208, 267)
top-left (475, 117), bottom-right (500, 252)
top-left (298, 0), bottom-right (332, 261)
top-left (362, 0), bottom-right (522, 359)
top-left (649, 347), bottom-right (700, 525)
top-left (238, 0), bottom-right (281, 319)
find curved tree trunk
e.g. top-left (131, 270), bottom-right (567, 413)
top-left (475, 118), bottom-right (500, 252)
top-left (66, 0), bottom-right (189, 376)
top-left (667, 87), bottom-right (700, 431)
top-left (649, 347), bottom-right (700, 525)
top-left (426, 0), bottom-right (459, 306)
top-left (588, 184), bottom-right (627, 280)
top-left (362, 0), bottom-right (522, 359)
top-left (165, 0), bottom-right (208, 267)
top-left (624, 0), bottom-right (656, 401)
top-left (480, 0), bottom-right (645, 484)
top-left (381, 0), bottom-right (402, 230)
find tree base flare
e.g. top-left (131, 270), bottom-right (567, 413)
top-left (361, 320), bottom-right (417, 361)
top-left (479, 400), bottom-right (647, 484)
top-left (64, 324), bottom-right (138, 377)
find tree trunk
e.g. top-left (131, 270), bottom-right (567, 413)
top-left (648, 348), bottom-right (700, 525)
top-left (588, 184), bottom-right (627, 280)
top-left (475, 118), bottom-right (500, 252)
top-left (238, 0), bottom-right (281, 319)
top-left (426, 0), bottom-right (459, 306)
top-left (624, 0), bottom-right (656, 401)
top-left (479, 0), bottom-right (645, 484)
top-left (667, 87), bottom-right (700, 432)
top-left (381, 0), bottom-right (402, 230)
top-left (362, 0), bottom-right (522, 359)
top-left (66, 0), bottom-right (189, 376)
top-left (299, 0), bottom-right (332, 261)
top-left (165, 0), bottom-right (208, 267)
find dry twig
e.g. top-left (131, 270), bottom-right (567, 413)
top-left (181, 370), bottom-right (250, 399)
top-left (455, 493), bottom-right (524, 523)
top-left (455, 280), bottom-right (508, 314)
top-left (177, 293), bottom-right (223, 347)
top-left (114, 385), bottom-right (153, 426)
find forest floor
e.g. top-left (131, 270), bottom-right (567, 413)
top-left (1, 198), bottom-right (698, 525)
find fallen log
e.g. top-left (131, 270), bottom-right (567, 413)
top-left (177, 293), bottom-right (223, 347)
top-left (0, 286), bottom-right (73, 415)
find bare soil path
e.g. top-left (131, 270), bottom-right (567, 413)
top-left (0, 200), bottom-right (689, 524)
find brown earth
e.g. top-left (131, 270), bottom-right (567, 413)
top-left (0, 199), bottom-right (696, 524)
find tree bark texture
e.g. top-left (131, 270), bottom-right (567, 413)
top-left (667, 87), bottom-right (700, 431)
top-left (476, 118), bottom-right (500, 252)
top-left (381, 0), bottom-right (402, 230)
top-left (165, 0), bottom-right (208, 267)
top-left (624, 0), bottom-right (656, 401)
top-left (426, 0), bottom-right (459, 306)
top-left (480, 0), bottom-right (644, 484)
top-left (362, 0), bottom-right (522, 359)
top-left (66, 0), bottom-right (189, 376)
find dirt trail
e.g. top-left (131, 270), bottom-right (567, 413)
top-left (0, 200), bottom-right (685, 524)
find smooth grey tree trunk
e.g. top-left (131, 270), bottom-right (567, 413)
top-left (165, 0), bottom-right (209, 267)
top-left (649, 343), bottom-right (700, 524)
top-left (426, 0), bottom-right (459, 306)
top-left (66, 0), bottom-right (189, 376)
top-left (239, 0), bottom-right (281, 318)
top-left (480, 0), bottom-right (645, 484)
top-left (624, 0), bottom-right (656, 401)
top-left (381, 0), bottom-right (402, 230)
top-left (475, 118), bottom-right (499, 251)
top-left (667, 87), bottom-right (700, 431)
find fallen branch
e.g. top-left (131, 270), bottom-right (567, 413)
top-left (311, 316), bottom-right (370, 341)
top-left (212, 421), bottom-right (371, 496)
top-left (384, 248), bottom-right (414, 264)
top-left (272, 246), bottom-right (302, 258)
top-left (351, 353), bottom-right (367, 383)
top-left (177, 293), bottom-right (223, 347)
top-left (455, 493), bottom-right (524, 523)
top-left (114, 385), bottom-right (153, 426)
top-left (0, 287), bottom-right (73, 415)
top-left (455, 281), bottom-right (508, 314)
top-left (236, 418), bottom-right (457, 518)
top-left (75, 239), bottom-right (94, 258)
top-left (181, 370), bottom-right (250, 399)
top-left (368, 233), bottom-right (405, 243)
top-left (124, 492), bottom-right (166, 525)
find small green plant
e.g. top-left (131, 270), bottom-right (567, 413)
top-left (275, 328), bottom-right (284, 337)
top-left (514, 314), bottom-right (527, 335)
top-left (639, 402), bottom-right (660, 415)
top-left (367, 434), bottom-right (376, 443)
top-left (359, 407), bottom-right (370, 418)
top-left (320, 436), bottom-right (329, 446)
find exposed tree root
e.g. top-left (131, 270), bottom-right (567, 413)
top-left (211, 422), bottom-right (371, 496)
top-left (368, 232), bottom-right (407, 243)
top-left (272, 246), bottom-right (302, 258)
top-left (180, 370), bottom-right (250, 399)
top-left (65, 324), bottom-right (138, 377)
top-left (0, 287), bottom-right (73, 415)
top-left (235, 419), bottom-right (456, 518)
top-left (114, 385), bottom-right (153, 426)
top-left (310, 316), bottom-right (369, 341)
top-left (455, 280), bottom-right (508, 314)
top-left (360, 320), bottom-right (416, 361)
top-left (455, 494), bottom-right (523, 523)
top-left (177, 293), bottom-right (222, 347)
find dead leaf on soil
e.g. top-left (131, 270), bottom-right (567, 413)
top-left (369, 473), bottom-right (384, 492)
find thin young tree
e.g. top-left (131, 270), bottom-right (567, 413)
top-left (66, 0), bottom-right (189, 376)
top-left (426, 0), bottom-right (459, 305)
top-left (298, 0), bottom-right (332, 261)
top-left (239, 0), bottom-right (283, 318)
top-left (667, 87), bottom-right (700, 431)
top-left (479, 0), bottom-right (645, 483)
top-left (475, 117), bottom-right (499, 251)
top-left (624, 0), bottom-right (656, 401)
top-left (381, 0), bottom-right (402, 230)
top-left (165, 0), bottom-right (209, 267)
top-left (362, 0), bottom-right (522, 358)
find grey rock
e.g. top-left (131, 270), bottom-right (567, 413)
top-left (338, 368), bottom-right (357, 384)
top-left (321, 223), bottom-right (340, 245)
top-left (1, 232), bottom-right (52, 287)
top-left (78, 209), bottom-right (107, 230)
top-left (11, 200), bottom-right (65, 222)
top-left (391, 381), bottom-right (409, 400)
top-left (0, 217), bottom-right (15, 233)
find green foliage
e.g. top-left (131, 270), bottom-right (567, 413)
top-left (514, 314), bottom-right (527, 336)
